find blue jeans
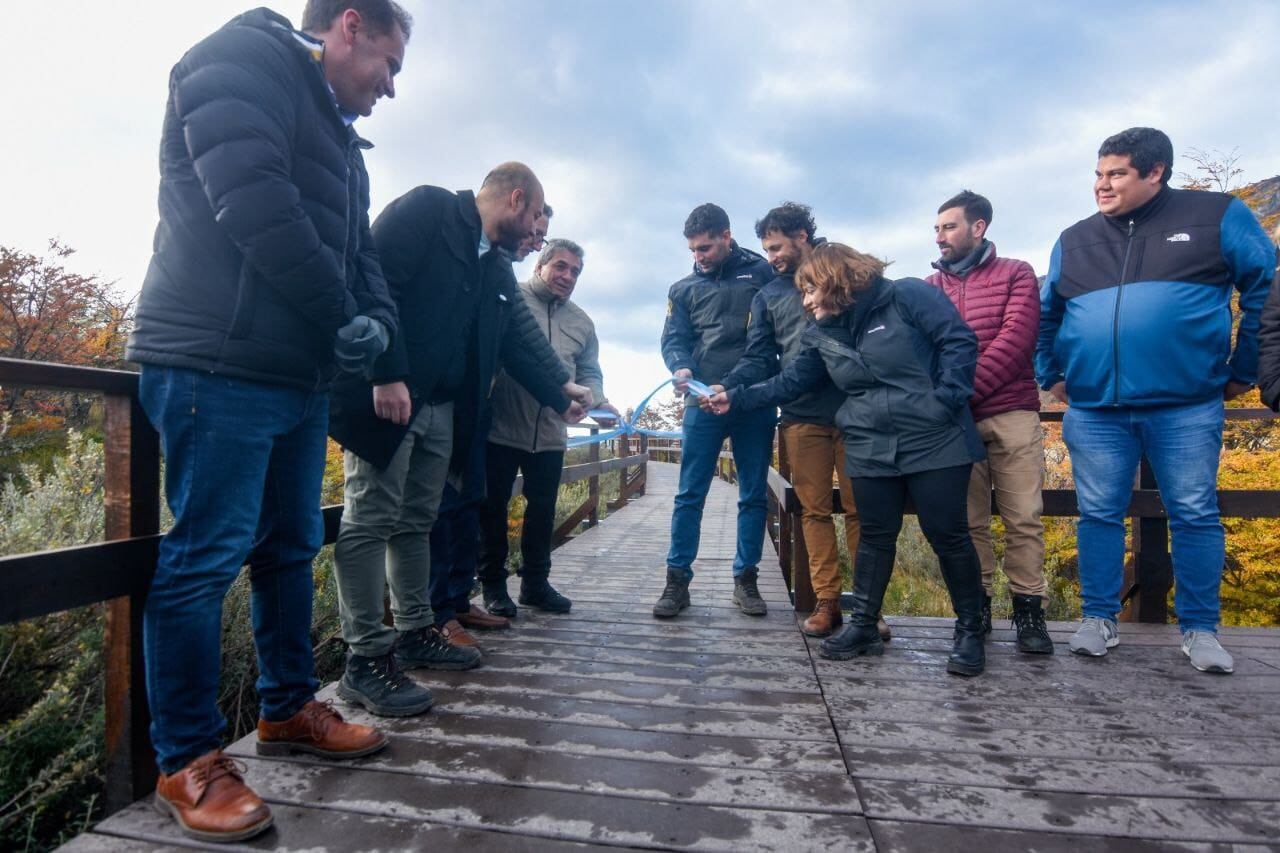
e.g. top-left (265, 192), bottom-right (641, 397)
top-left (667, 404), bottom-right (776, 579)
top-left (430, 485), bottom-right (481, 625)
top-left (139, 366), bottom-right (325, 773)
top-left (1063, 398), bottom-right (1225, 633)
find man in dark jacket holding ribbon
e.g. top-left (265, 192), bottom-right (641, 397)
top-left (125, 1), bottom-right (409, 841)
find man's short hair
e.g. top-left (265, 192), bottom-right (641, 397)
top-left (938, 190), bottom-right (993, 226)
top-left (755, 202), bottom-right (817, 241)
top-left (683, 203), bottom-right (731, 239)
top-left (543, 203), bottom-right (554, 219)
top-left (481, 162), bottom-right (539, 201)
top-left (1098, 127), bottom-right (1174, 185)
top-left (537, 238), bottom-right (585, 268)
top-left (301, 0), bottom-right (413, 39)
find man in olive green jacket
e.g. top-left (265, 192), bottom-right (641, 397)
top-left (479, 239), bottom-right (620, 615)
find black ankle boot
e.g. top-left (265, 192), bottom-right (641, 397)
top-left (937, 548), bottom-right (986, 677)
top-left (980, 592), bottom-right (992, 638)
top-left (819, 544), bottom-right (894, 661)
top-left (1011, 594), bottom-right (1055, 655)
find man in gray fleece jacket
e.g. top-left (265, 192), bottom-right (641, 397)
top-left (479, 238), bottom-right (619, 615)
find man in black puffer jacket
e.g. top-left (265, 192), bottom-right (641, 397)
top-left (1259, 265), bottom-right (1280, 411)
top-left (328, 163), bottom-right (592, 717)
top-left (126, 3), bottom-right (408, 842)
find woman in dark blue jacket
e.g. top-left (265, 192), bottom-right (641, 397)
top-left (712, 243), bottom-right (989, 675)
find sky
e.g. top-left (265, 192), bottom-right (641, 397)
top-left (2, 0), bottom-right (1278, 414)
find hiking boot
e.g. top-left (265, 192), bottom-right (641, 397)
top-left (483, 583), bottom-right (518, 618)
top-left (336, 652), bottom-right (434, 717)
top-left (821, 544), bottom-right (894, 660)
top-left (439, 619), bottom-right (479, 648)
top-left (1011, 594), bottom-right (1054, 655)
top-left (733, 570), bottom-right (768, 616)
top-left (519, 579), bottom-right (573, 613)
top-left (1181, 630), bottom-right (1234, 674)
top-left (653, 569), bottom-right (691, 618)
top-left (154, 750), bottom-right (272, 842)
top-left (257, 699), bottom-right (387, 758)
top-left (802, 598), bottom-right (842, 637)
top-left (980, 592), bottom-right (993, 638)
top-left (1068, 616), bottom-right (1119, 657)
top-left (458, 604), bottom-right (511, 631)
top-left (395, 625), bottom-right (482, 671)
top-left (937, 548), bottom-right (985, 677)
top-left (877, 616), bottom-right (892, 642)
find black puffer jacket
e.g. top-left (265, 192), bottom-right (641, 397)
top-left (734, 276), bottom-right (985, 478)
top-left (660, 242), bottom-right (774, 392)
top-left (329, 187), bottom-right (572, 475)
top-left (126, 8), bottom-right (396, 389)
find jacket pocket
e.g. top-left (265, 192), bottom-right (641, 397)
top-left (226, 260), bottom-right (256, 340)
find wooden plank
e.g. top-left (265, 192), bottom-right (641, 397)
top-left (225, 737), bottom-right (864, 814)
top-left (0, 355), bottom-right (139, 395)
top-left (866, 820), bottom-right (1253, 852)
top-left (857, 778), bottom-right (1280, 844)
top-left (0, 536), bottom-right (159, 624)
top-left (82, 800), bottom-right (598, 852)
top-left (313, 687), bottom-right (846, 772)
top-left (842, 745), bottom-right (1280, 800)
top-left (230, 757), bottom-right (877, 852)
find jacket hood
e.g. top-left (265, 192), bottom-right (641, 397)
top-left (690, 240), bottom-right (768, 280)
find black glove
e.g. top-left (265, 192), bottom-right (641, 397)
top-left (334, 315), bottom-right (389, 374)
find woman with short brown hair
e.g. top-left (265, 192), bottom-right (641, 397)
top-left (712, 242), bottom-right (989, 675)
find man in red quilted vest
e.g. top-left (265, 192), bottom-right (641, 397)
top-left (927, 190), bottom-right (1053, 655)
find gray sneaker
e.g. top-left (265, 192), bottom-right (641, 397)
top-left (1181, 630), bottom-right (1235, 674)
top-left (1068, 616), bottom-right (1119, 656)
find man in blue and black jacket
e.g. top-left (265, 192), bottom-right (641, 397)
top-left (655, 203), bottom-right (776, 618)
top-left (1037, 127), bottom-right (1276, 674)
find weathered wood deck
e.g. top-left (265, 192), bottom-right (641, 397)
top-left (67, 462), bottom-right (1280, 851)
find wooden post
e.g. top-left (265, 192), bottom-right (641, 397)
top-left (588, 427), bottom-right (600, 527)
top-left (102, 394), bottom-right (161, 813)
top-left (638, 434), bottom-right (648, 497)
top-left (1123, 456), bottom-right (1172, 623)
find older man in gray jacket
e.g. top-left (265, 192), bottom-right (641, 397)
top-left (479, 239), bottom-right (619, 616)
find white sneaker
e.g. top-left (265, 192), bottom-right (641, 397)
top-left (1068, 616), bottom-right (1119, 656)
top-left (1181, 630), bottom-right (1234, 674)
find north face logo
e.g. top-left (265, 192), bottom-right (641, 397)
top-left (1167, 233), bottom-right (1191, 242)
top-left (736, 274), bottom-right (754, 280)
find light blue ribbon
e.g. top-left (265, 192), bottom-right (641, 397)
top-left (566, 378), bottom-right (689, 448)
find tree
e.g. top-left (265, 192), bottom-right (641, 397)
top-left (0, 241), bottom-right (133, 417)
top-left (1177, 147), bottom-right (1244, 193)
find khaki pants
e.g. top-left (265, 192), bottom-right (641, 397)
top-left (781, 422), bottom-right (859, 600)
top-left (967, 409), bottom-right (1046, 598)
top-left (333, 401), bottom-right (453, 656)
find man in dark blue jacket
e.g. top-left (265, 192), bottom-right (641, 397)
top-left (1037, 127), bottom-right (1276, 674)
top-left (655, 204), bottom-right (776, 618)
top-left (125, 2), bottom-right (408, 841)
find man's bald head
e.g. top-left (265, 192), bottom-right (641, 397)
top-left (476, 161), bottom-right (545, 252)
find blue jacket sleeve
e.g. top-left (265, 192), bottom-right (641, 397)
top-left (660, 284), bottom-right (696, 374)
top-left (1220, 198), bottom-right (1278, 385)
top-left (732, 345), bottom-right (827, 412)
top-left (898, 282), bottom-right (978, 412)
top-left (720, 289), bottom-right (779, 389)
top-left (1035, 240), bottom-right (1066, 390)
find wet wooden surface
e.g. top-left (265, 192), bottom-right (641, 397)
top-left (68, 462), bottom-right (1280, 851)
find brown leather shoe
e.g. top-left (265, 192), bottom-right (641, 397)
top-left (257, 699), bottom-right (387, 759)
top-left (802, 598), bottom-right (843, 638)
top-left (878, 616), bottom-right (892, 641)
top-left (154, 750), bottom-right (272, 842)
top-left (457, 604), bottom-right (511, 631)
top-left (440, 618), bottom-right (480, 647)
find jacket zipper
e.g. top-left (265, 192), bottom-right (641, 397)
top-left (1111, 219), bottom-right (1136, 405)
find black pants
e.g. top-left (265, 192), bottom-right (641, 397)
top-left (478, 442), bottom-right (565, 586)
top-left (851, 464), bottom-right (974, 558)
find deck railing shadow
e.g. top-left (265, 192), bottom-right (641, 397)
top-left (0, 356), bottom-right (648, 814)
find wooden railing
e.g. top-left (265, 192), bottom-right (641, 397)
top-left (0, 356), bottom-right (647, 814)
top-left (646, 409), bottom-right (1280, 620)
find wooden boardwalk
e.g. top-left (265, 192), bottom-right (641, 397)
top-left (67, 462), bottom-right (1280, 851)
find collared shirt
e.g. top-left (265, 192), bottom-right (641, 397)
top-left (478, 232), bottom-right (492, 259)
